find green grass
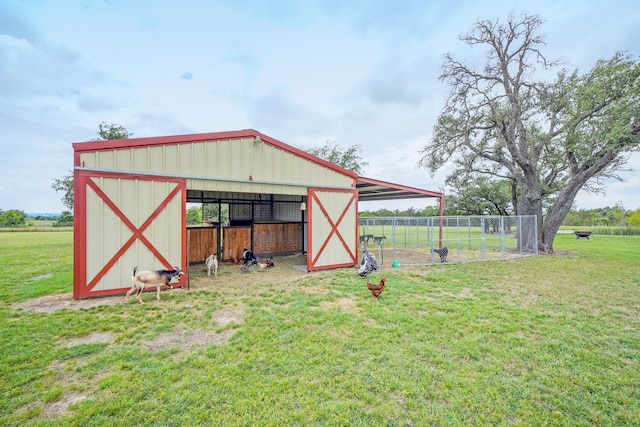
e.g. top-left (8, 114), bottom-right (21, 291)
top-left (1, 231), bottom-right (639, 425)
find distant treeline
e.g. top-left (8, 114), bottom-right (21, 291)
top-left (359, 204), bottom-right (640, 228)
top-left (27, 214), bottom-right (61, 221)
top-left (0, 209), bottom-right (72, 228)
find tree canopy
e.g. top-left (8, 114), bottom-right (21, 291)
top-left (93, 122), bottom-right (133, 141)
top-left (306, 140), bottom-right (368, 175)
top-left (0, 209), bottom-right (27, 227)
top-left (419, 14), bottom-right (640, 253)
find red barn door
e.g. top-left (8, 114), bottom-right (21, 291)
top-left (73, 170), bottom-right (186, 299)
top-left (307, 188), bottom-right (358, 271)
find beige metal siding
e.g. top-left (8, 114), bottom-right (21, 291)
top-left (79, 137), bottom-right (353, 192)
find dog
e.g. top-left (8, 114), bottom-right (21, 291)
top-left (206, 253), bottom-right (218, 277)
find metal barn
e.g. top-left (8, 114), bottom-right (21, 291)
top-left (72, 129), bottom-right (442, 299)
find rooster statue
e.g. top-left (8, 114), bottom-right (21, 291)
top-left (367, 278), bottom-right (386, 299)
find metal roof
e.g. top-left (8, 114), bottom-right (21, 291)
top-left (356, 176), bottom-right (442, 202)
top-left (73, 128), bottom-right (441, 202)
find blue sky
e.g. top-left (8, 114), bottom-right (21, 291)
top-left (1, 0), bottom-right (638, 213)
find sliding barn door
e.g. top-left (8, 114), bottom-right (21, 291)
top-left (307, 188), bottom-right (357, 271)
top-left (73, 171), bottom-right (186, 299)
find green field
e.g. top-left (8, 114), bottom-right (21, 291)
top-left (1, 231), bottom-right (638, 425)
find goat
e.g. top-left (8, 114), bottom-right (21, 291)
top-left (431, 247), bottom-right (449, 263)
top-left (359, 234), bottom-right (374, 245)
top-left (205, 253), bottom-right (218, 277)
top-left (126, 266), bottom-right (184, 304)
top-left (372, 235), bottom-right (386, 245)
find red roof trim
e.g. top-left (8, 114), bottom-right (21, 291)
top-left (73, 129), bottom-right (358, 179)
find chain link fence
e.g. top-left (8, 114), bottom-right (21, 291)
top-left (358, 215), bottom-right (538, 267)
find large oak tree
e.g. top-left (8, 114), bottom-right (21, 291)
top-left (419, 14), bottom-right (640, 253)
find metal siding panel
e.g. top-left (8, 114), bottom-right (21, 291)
top-left (191, 142), bottom-right (207, 177)
top-left (163, 145), bottom-right (178, 174)
top-left (79, 152), bottom-right (95, 168)
top-left (216, 139), bottom-right (230, 178)
top-left (80, 137), bottom-right (353, 189)
top-left (114, 149), bottom-right (130, 170)
top-left (147, 146), bottom-right (164, 175)
top-left (132, 147), bottom-right (149, 172)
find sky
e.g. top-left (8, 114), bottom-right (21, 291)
top-left (1, 0), bottom-right (639, 214)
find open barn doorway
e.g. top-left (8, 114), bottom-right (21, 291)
top-left (186, 191), bottom-right (307, 266)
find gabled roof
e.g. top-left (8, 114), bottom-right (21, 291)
top-left (73, 129), bottom-right (441, 201)
top-left (73, 129), bottom-right (358, 179)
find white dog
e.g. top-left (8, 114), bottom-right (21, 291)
top-left (205, 253), bottom-right (218, 277)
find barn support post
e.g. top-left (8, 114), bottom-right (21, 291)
top-left (186, 229), bottom-right (191, 290)
top-left (438, 195), bottom-right (444, 249)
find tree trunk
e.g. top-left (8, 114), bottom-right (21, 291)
top-left (515, 169), bottom-right (546, 253)
top-left (540, 169), bottom-right (605, 252)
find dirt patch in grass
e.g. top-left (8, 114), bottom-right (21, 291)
top-left (213, 306), bottom-right (245, 326)
top-left (147, 325), bottom-right (236, 351)
top-left (42, 392), bottom-right (90, 418)
top-left (13, 254), bottom-right (315, 313)
top-left (63, 332), bottom-right (118, 347)
top-left (13, 293), bottom-right (123, 313)
top-left (186, 253), bottom-right (314, 292)
top-left (144, 306), bottom-right (246, 352)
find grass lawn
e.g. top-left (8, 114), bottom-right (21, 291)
top-left (0, 231), bottom-right (638, 425)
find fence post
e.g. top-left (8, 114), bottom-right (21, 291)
top-left (518, 216), bottom-right (522, 255)
top-left (533, 215), bottom-right (538, 254)
top-left (500, 216), bottom-right (505, 259)
top-left (481, 217), bottom-right (486, 260)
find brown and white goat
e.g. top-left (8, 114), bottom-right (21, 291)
top-left (126, 266), bottom-right (184, 304)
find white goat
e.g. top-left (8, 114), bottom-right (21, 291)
top-left (126, 266), bottom-right (184, 304)
top-left (205, 253), bottom-right (218, 277)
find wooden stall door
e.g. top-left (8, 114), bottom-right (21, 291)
top-left (187, 227), bottom-right (219, 263)
top-left (222, 227), bottom-right (252, 260)
top-left (253, 223), bottom-right (303, 255)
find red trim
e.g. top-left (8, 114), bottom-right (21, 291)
top-left (307, 188), bottom-right (358, 271)
top-left (73, 170), bottom-right (186, 299)
top-left (73, 129), bottom-right (358, 180)
top-left (73, 169), bottom-right (86, 299)
top-left (438, 195), bottom-right (444, 248)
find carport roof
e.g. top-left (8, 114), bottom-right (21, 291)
top-left (356, 176), bottom-right (442, 202)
